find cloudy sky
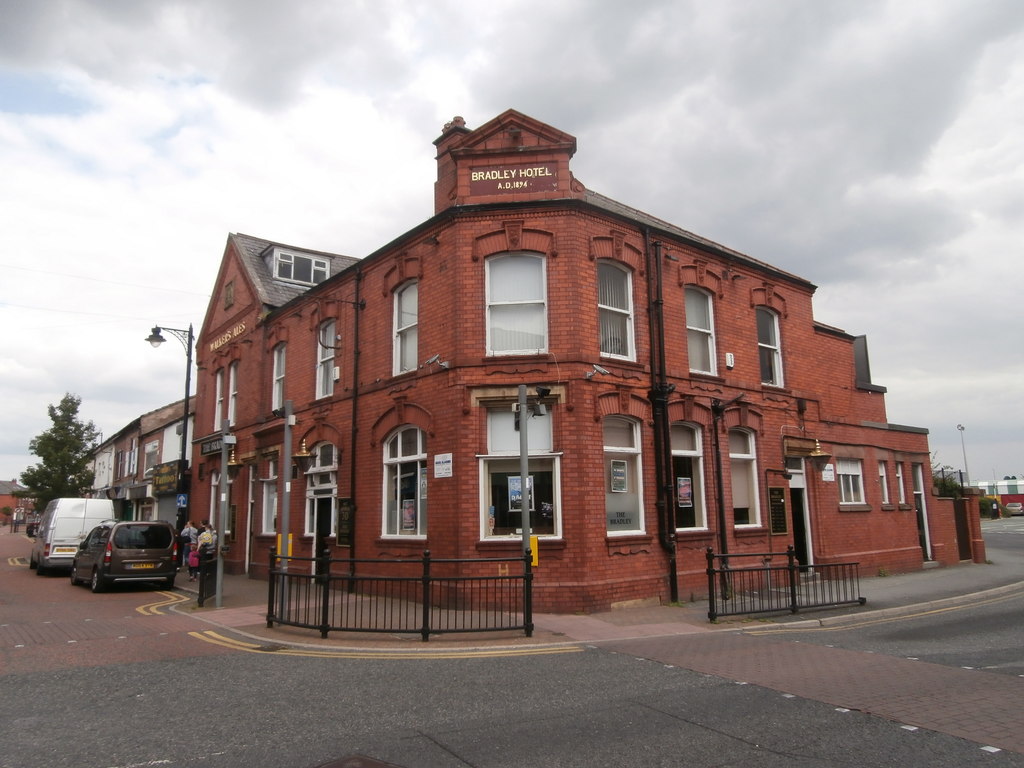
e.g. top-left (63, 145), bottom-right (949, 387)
top-left (1, 0), bottom-right (1021, 488)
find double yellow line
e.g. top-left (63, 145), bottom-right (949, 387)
top-left (188, 630), bottom-right (584, 660)
top-left (136, 591), bottom-right (191, 615)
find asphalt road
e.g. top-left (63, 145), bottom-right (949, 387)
top-left (3, 529), bottom-right (1024, 768)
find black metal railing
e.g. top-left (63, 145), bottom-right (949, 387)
top-left (706, 546), bottom-right (865, 621)
top-left (266, 549), bottom-right (534, 641)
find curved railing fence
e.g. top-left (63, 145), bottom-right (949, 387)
top-left (266, 549), bottom-right (534, 641)
top-left (706, 546), bottom-right (865, 621)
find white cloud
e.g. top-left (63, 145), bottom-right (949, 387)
top-left (0, 0), bottom-right (1022, 484)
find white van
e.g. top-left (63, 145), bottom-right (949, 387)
top-left (30, 498), bottom-right (116, 575)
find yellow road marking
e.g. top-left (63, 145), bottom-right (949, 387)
top-left (745, 590), bottom-right (1024, 634)
top-left (188, 630), bottom-right (584, 659)
top-left (7, 557), bottom-right (28, 566)
top-left (136, 591), bottom-right (191, 615)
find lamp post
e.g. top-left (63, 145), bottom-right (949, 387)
top-left (956, 424), bottom-right (970, 487)
top-left (145, 324), bottom-right (194, 529)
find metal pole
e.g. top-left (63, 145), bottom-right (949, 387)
top-left (281, 400), bottom-right (293, 572)
top-left (178, 325), bottom-right (193, 530)
top-left (956, 424), bottom-right (970, 487)
top-left (518, 384), bottom-right (530, 556)
top-left (217, 418), bottom-right (233, 608)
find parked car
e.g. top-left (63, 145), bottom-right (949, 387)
top-left (30, 498), bottom-right (116, 574)
top-left (70, 520), bottom-right (178, 593)
top-left (1006, 502), bottom-right (1023, 516)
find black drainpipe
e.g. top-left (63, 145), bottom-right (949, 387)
top-left (645, 234), bottom-right (678, 603)
top-left (348, 267), bottom-right (364, 583)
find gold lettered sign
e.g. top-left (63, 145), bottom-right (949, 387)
top-left (151, 462), bottom-right (179, 494)
top-left (769, 487), bottom-right (788, 535)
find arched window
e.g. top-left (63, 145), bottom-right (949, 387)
top-left (393, 281), bottom-right (418, 374)
top-left (604, 416), bottom-right (644, 535)
top-left (271, 343), bottom-right (286, 411)
top-left (383, 427), bottom-right (427, 537)
top-left (671, 423), bottom-right (706, 529)
top-left (316, 319), bottom-right (336, 398)
top-left (304, 442), bottom-right (338, 536)
top-left (685, 287), bottom-right (716, 375)
top-left (486, 253), bottom-right (547, 355)
top-left (756, 307), bottom-right (783, 386)
top-left (598, 261), bottom-right (634, 360)
top-left (728, 429), bottom-right (760, 526)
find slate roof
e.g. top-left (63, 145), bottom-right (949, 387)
top-left (0, 480), bottom-right (26, 494)
top-left (230, 233), bottom-right (359, 311)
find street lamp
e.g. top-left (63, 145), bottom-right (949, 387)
top-left (145, 324), bottom-right (194, 528)
top-left (956, 424), bottom-right (970, 487)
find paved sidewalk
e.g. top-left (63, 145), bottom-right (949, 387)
top-left (173, 521), bottom-right (1024, 650)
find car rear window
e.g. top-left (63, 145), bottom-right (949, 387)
top-left (113, 525), bottom-right (173, 549)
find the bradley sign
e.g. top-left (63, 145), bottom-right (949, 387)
top-left (470, 162), bottom-right (558, 195)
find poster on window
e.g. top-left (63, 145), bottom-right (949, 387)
top-left (507, 476), bottom-right (534, 512)
top-left (610, 460), bottom-right (628, 493)
top-left (401, 499), bottom-right (417, 532)
top-left (676, 477), bottom-right (693, 508)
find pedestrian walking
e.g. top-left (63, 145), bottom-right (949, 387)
top-left (187, 543), bottom-right (200, 581)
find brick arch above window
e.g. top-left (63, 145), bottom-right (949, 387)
top-left (296, 422), bottom-right (344, 453)
top-left (379, 251), bottom-right (422, 296)
top-left (666, 396), bottom-right (712, 428)
top-left (593, 389), bottom-right (650, 423)
top-left (721, 403), bottom-right (764, 433)
top-left (370, 397), bottom-right (435, 445)
top-left (471, 221), bottom-right (557, 261)
top-left (750, 282), bottom-right (788, 318)
top-left (589, 230), bottom-right (643, 274)
top-left (677, 260), bottom-right (724, 298)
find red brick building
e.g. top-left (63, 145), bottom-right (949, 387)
top-left (190, 109), bottom-right (981, 613)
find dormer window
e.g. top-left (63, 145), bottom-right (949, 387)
top-left (274, 249), bottom-right (329, 286)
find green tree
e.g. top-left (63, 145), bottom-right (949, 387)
top-left (19, 393), bottom-right (99, 511)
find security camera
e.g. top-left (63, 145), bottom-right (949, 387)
top-left (593, 365), bottom-right (610, 376)
top-left (422, 354), bottom-right (440, 366)
top-left (535, 386), bottom-right (551, 399)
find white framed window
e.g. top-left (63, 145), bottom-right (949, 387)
top-left (486, 252), bottom-right (547, 355)
top-left (143, 440), bottom-right (159, 476)
top-left (757, 307), bottom-right (783, 386)
top-left (603, 417), bottom-right (644, 535)
top-left (209, 470), bottom-right (220, 525)
top-left (214, 368), bottom-right (224, 430)
top-left (838, 458), bottom-right (865, 504)
top-left (480, 407), bottom-right (560, 539)
top-left (272, 343), bottom-right (286, 412)
top-left (895, 463), bottom-right (906, 503)
top-left (878, 460), bottom-right (890, 505)
top-left (316, 320), bottom-right (336, 399)
top-left (598, 261), bottom-right (634, 360)
top-left (685, 287), bottom-right (717, 375)
top-left (304, 442), bottom-right (338, 536)
top-left (383, 427), bottom-right (427, 537)
top-left (728, 429), bottom-right (760, 526)
top-left (671, 423), bottom-right (706, 529)
top-left (275, 250), bottom-right (329, 286)
top-left (393, 281), bottom-right (418, 375)
top-left (128, 438), bottom-right (138, 475)
top-left (261, 459), bottom-right (278, 534)
top-left (227, 361), bottom-right (238, 426)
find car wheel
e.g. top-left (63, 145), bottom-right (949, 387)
top-left (70, 564), bottom-right (80, 586)
top-left (29, 554), bottom-right (37, 570)
top-left (162, 575), bottom-right (175, 589)
top-left (36, 562), bottom-right (49, 576)
top-left (90, 569), bottom-right (107, 593)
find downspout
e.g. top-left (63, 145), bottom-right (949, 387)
top-left (645, 234), bottom-right (679, 603)
top-left (348, 266), bottom-right (363, 580)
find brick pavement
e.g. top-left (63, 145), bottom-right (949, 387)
top-left (602, 632), bottom-right (1024, 755)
